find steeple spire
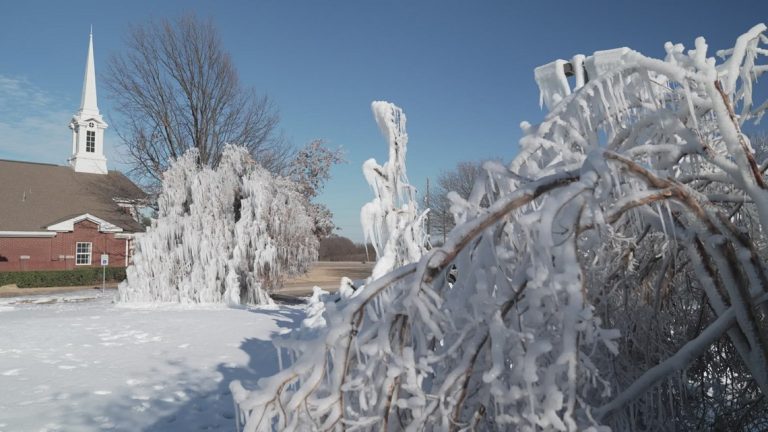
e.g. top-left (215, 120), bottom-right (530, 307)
top-left (69, 28), bottom-right (108, 174)
top-left (79, 26), bottom-right (99, 116)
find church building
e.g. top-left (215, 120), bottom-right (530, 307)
top-left (0, 31), bottom-right (147, 272)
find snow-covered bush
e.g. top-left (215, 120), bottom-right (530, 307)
top-left (118, 145), bottom-right (318, 305)
top-left (232, 25), bottom-right (768, 431)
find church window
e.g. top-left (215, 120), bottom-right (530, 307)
top-left (76, 242), bottom-right (92, 265)
top-left (86, 131), bottom-right (95, 153)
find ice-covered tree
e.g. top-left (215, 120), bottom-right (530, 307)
top-left (231, 25), bottom-right (768, 431)
top-left (360, 101), bottom-right (428, 279)
top-left (118, 145), bottom-right (318, 305)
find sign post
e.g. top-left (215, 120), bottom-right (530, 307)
top-left (100, 254), bottom-right (109, 293)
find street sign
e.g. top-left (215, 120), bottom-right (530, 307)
top-left (100, 254), bottom-right (109, 293)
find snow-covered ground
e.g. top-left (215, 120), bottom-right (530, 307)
top-left (0, 290), bottom-right (303, 431)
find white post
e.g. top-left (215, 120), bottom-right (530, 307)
top-left (100, 254), bottom-right (109, 293)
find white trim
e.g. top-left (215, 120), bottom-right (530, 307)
top-left (113, 198), bottom-right (146, 205)
top-left (115, 233), bottom-right (138, 267)
top-left (0, 231), bottom-right (57, 238)
top-left (46, 213), bottom-right (123, 233)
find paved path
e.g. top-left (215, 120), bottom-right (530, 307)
top-left (278, 261), bottom-right (373, 297)
top-left (0, 262), bottom-right (373, 300)
top-left (0, 283), bottom-right (118, 298)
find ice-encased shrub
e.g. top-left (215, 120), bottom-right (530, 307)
top-left (118, 145), bottom-right (318, 305)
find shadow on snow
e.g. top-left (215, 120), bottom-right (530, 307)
top-left (57, 305), bottom-right (305, 431)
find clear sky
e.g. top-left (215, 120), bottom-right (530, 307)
top-left (1, 0), bottom-right (766, 241)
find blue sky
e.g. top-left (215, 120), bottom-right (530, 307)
top-left (1, 1), bottom-right (766, 242)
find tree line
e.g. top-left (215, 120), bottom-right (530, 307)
top-left (318, 235), bottom-right (375, 262)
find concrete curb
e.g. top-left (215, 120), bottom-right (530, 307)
top-left (0, 284), bottom-right (118, 298)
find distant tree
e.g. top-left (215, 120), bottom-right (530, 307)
top-left (318, 235), bottom-right (377, 262)
top-left (356, 242), bottom-right (377, 262)
top-left (106, 14), bottom-right (287, 184)
top-left (288, 140), bottom-right (345, 239)
top-left (288, 140), bottom-right (344, 199)
top-left (425, 160), bottom-right (491, 242)
top-left (751, 132), bottom-right (768, 163)
top-left (318, 235), bottom-right (357, 261)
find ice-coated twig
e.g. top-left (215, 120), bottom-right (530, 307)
top-left (595, 291), bottom-right (768, 421)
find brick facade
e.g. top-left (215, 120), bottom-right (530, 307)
top-left (0, 220), bottom-right (132, 272)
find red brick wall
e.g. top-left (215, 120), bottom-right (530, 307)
top-left (0, 220), bottom-right (132, 272)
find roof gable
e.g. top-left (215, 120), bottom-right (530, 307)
top-left (47, 213), bottom-right (124, 233)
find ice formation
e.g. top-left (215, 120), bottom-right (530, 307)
top-left (361, 101), bottom-right (428, 279)
top-left (232, 24), bottom-right (768, 431)
top-left (118, 145), bottom-right (318, 305)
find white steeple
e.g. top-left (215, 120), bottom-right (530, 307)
top-left (69, 27), bottom-right (108, 175)
top-left (79, 27), bottom-right (99, 117)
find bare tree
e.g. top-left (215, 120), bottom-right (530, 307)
top-left (319, 235), bottom-right (378, 262)
top-left (285, 139), bottom-right (345, 239)
top-left (318, 235), bottom-right (357, 261)
top-left (425, 160), bottom-right (491, 243)
top-left (106, 14), bottom-right (286, 183)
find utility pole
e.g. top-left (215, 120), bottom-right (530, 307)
top-left (425, 178), bottom-right (431, 242)
top-left (442, 212), bottom-right (447, 245)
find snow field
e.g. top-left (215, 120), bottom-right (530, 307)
top-left (0, 292), bottom-right (302, 431)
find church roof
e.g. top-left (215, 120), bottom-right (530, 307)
top-left (0, 159), bottom-right (147, 233)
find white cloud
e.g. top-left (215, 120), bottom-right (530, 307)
top-left (0, 75), bottom-right (74, 164)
